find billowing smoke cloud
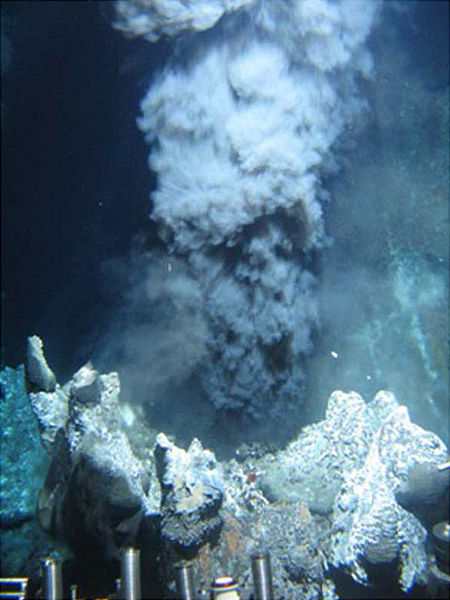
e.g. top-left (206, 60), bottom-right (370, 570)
top-left (111, 0), bottom-right (380, 422)
top-left (100, 249), bottom-right (209, 396)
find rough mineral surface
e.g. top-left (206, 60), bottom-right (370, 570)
top-left (260, 390), bottom-right (380, 514)
top-left (155, 433), bottom-right (225, 550)
top-left (26, 335), bottom-right (56, 392)
top-left (19, 336), bottom-right (449, 597)
top-left (248, 503), bottom-right (325, 599)
top-left (27, 338), bottom-right (68, 451)
top-left (330, 402), bottom-right (448, 591)
top-left (258, 390), bottom-right (448, 591)
top-left (25, 339), bottom-right (160, 560)
top-left (0, 365), bottom-right (60, 578)
top-left (29, 386), bottom-right (69, 451)
top-left (0, 365), bottom-right (49, 527)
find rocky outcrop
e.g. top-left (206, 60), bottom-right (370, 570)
top-left (26, 335), bottom-right (56, 392)
top-left (20, 335), bottom-right (449, 597)
top-left (155, 433), bottom-right (225, 551)
top-left (260, 390), bottom-right (375, 514)
top-left (25, 342), bottom-right (160, 560)
top-left (1, 365), bottom-right (49, 528)
top-left (330, 403), bottom-right (448, 590)
top-left (0, 364), bottom-right (58, 582)
top-left (258, 390), bottom-right (449, 591)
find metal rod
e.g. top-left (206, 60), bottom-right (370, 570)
top-left (175, 562), bottom-right (196, 600)
top-left (251, 553), bottom-right (274, 600)
top-left (41, 558), bottom-right (63, 600)
top-left (121, 548), bottom-right (141, 600)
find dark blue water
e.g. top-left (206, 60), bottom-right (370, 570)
top-left (0, 2), bottom-right (448, 596)
top-left (2, 0), bottom-right (448, 445)
top-left (1, 1), bottom-right (163, 378)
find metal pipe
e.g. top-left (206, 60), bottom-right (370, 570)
top-left (251, 553), bottom-right (274, 600)
top-left (174, 562), bottom-right (196, 600)
top-left (121, 548), bottom-right (141, 600)
top-left (41, 558), bottom-right (63, 600)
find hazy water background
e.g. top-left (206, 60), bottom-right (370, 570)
top-left (1, 1), bottom-right (448, 453)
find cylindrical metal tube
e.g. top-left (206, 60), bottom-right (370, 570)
top-left (41, 558), bottom-right (63, 600)
top-left (174, 562), bottom-right (196, 600)
top-left (121, 548), bottom-right (141, 600)
top-left (251, 553), bottom-right (274, 600)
